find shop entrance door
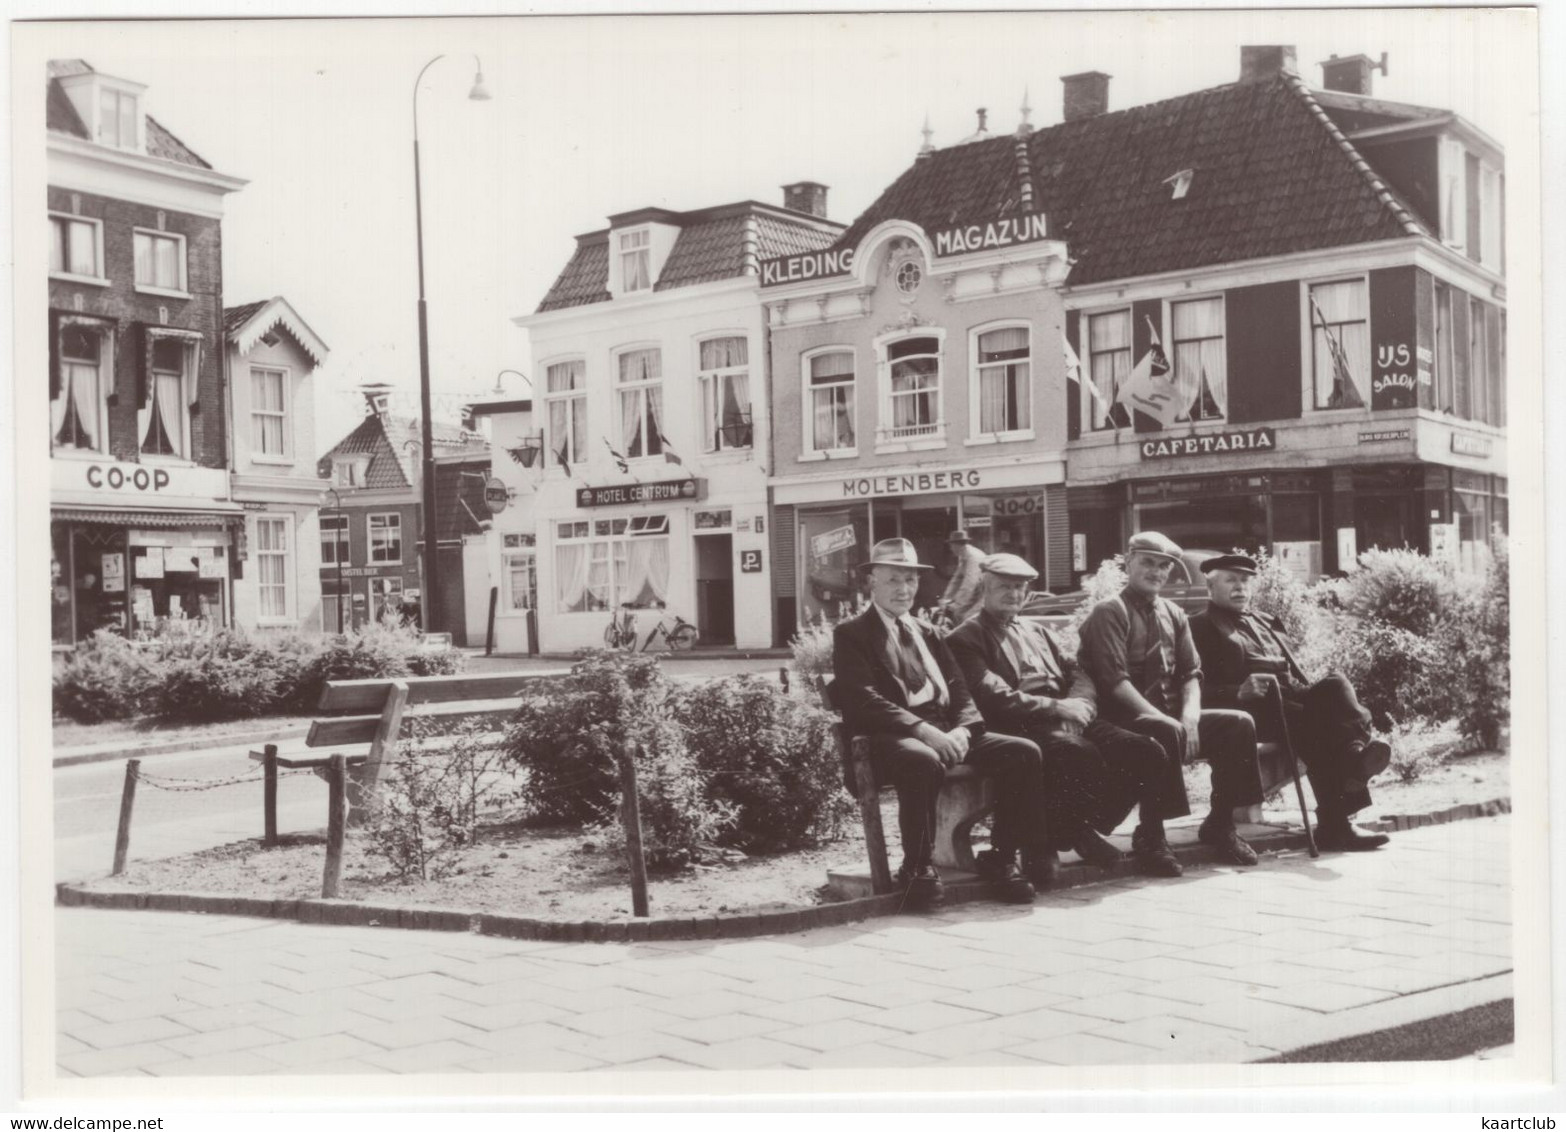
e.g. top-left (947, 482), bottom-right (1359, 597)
top-left (1356, 493), bottom-right (1414, 552)
top-left (694, 533), bottom-right (734, 646)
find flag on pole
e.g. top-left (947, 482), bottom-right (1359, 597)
top-left (603, 437), bottom-right (629, 474)
top-left (658, 432), bottom-right (683, 467)
top-left (1064, 332), bottom-right (1110, 414)
top-left (1309, 293), bottom-right (1365, 409)
top-left (554, 445), bottom-right (572, 479)
top-left (1115, 317), bottom-right (1181, 428)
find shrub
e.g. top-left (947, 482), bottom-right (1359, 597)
top-left (1055, 555), bottom-right (1128, 660)
top-left (1377, 715), bottom-right (1464, 784)
top-left (671, 675), bottom-right (853, 853)
top-left (291, 621), bottom-right (415, 711)
top-left (147, 631), bottom-right (284, 721)
top-left (1336, 547), bottom-right (1456, 638)
top-left (52, 630), bottom-right (159, 722)
top-left (501, 650), bottom-right (731, 869)
top-left (788, 596), bottom-right (867, 694)
top-left (1440, 533), bottom-right (1509, 749)
top-left (1312, 608), bottom-right (1441, 728)
top-left (408, 646), bottom-right (467, 678)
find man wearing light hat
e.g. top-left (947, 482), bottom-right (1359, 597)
top-left (947, 553), bottom-right (1174, 882)
top-left (1191, 554), bottom-right (1391, 851)
top-left (833, 538), bottom-right (1049, 909)
top-left (938, 529), bottom-right (987, 625)
top-left (1077, 532), bottom-right (1267, 876)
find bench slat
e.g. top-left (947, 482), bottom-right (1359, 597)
top-left (306, 704), bottom-right (518, 748)
top-left (249, 750), bottom-right (368, 770)
top-left (316, 670), bottom-right (568, 713)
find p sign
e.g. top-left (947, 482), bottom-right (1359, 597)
top-left (739, 549), bottom-right (764, 574)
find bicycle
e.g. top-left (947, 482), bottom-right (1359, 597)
top-left (642, 611), bottom-right (700, 652)
top-left (603, 604), bottom-right (639, 650)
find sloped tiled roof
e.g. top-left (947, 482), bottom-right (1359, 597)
top-left (223, 301), bottom-right (269, 335)
top-left (319, 413), bottom-right (489, 493)
top-left (536, 202), bottom-right (841, 312)
top-left (832, 73), bottom-right (1425, 287)
top-left (46, 59), bottom-right (211, 169)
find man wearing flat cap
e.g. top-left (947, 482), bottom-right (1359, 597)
top-left (938, 529), bottom-right (987, 626)
top-left (1077, 532), bottom-right (1268, 876)
top-left (947, 554), bottom-right (1174, 882)
top-left (1191, 554), bottom-right (1391, 851)
top-left (832, 538), bottom-right (1049, 909)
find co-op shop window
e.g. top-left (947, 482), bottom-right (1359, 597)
top-left (554, 515), bottom-right (669, 614)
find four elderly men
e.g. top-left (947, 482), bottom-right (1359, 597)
top-left (832, 530), bottom-right (1392, 910)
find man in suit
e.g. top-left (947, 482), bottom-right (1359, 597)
top-left (1190, 554), bottom-right (1391, 851)
top-left (947, 554), bottom-right (1175, 881)
top-left (1077, 532), bottom-right (1268, 876)
top-left (832, 538), bottom-right (1046, 909)
top-left (938, 529), bottom-right (987, 626)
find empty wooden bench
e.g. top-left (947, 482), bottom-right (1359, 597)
top-left (250, 669), bottom-right (567, 835)
top-left (816, 676), bottom-right (998, 895)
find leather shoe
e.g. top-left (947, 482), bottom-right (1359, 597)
top-left (1352, 739), bottom-right (1393, 782)
top-left (1130, 826), bottom-right (1183, 878)
top-left (1024, 847), bottom-right (1061, 889)
top-left (1315, 816), bottom-right (1390, 852)
top-left (895, 863), bottom-right (945, 911)
top-left (976, 849), bottom-right (1036, 904)
top-left (1073, 828), bottom-right (1125, 869)
top-left (1198, 819), bottom-right (1259, 866)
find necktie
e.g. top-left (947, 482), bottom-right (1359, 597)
top-left (898, 620), bottom-right (929, 690)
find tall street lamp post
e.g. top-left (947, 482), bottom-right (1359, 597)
top-left (412, 53), bottom-right (490, 632)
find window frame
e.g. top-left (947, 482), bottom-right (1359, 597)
top-left (553, 512), bottom-right (671, 614)
top-left (255, 515), bottom-right (292, 624)
top-left (367, 511), bottom-right (404, 566)
top-left (319, 514), bottom-right (351, 567)
top-left (1302, 275), bottom-right (1372, 413)
top-left (541, 356), bottom-right (587, 474)
top-left (138, 333), bottom-right (198, 461)
top-left (874, 328), bottom-right (947, 452)
top-left (502, 551), bottom-right (537, 615)
top-left (48, 212), bottom-right (107, 285)
top-left (614, 344), bottom-right (665, 461)
top-left (249, 364), bottom-right (293, 463)
top-left (369, 576), bottom-right (404, 623)
top-left (52, 319), bottom-right (115, 457)
top-left (966, 321), bottom-right (1034, 444)
top-left (696, 334), bottom-right (753, 454)
top-left (1082, 306), bottom-right (1133, 433)
top-left (1168, 293), bottom-right (1228, 424)
top-left (132, 227), bottom-right (189, 297)
top-left (800, 346), bottom-right (858, 459)
top-left (97, 86), bottom-right (140, 150)
top-left (618, 228), bottom-right (652, 294)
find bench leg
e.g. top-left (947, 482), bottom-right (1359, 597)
top-left (850, 739), bottom-right (894, 896)
top-left (933, 777), bottom-right (996, 873)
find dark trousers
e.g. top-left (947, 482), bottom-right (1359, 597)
top-left (867, 730), bottom-right (1045, 869)
top-left (1024, 719), bottom-right (1173, 849)
top-left (1252, 673), bottom-right (1375, 817)
top-left (1116, 709), bottom-right (1263, 823)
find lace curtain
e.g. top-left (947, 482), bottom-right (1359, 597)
top-left (555, 542), bottom-right (591, 613)
top-left (622, 538), bottom-right (670, 607)
top-left (1172, 298), bottom-right (1227, 419)
top-left (1088, 312), bottom-right (1131, 428)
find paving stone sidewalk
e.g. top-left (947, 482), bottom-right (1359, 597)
top-left (52, 815), bottom-right (1511, 1077)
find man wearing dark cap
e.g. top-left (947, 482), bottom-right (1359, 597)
top-left (832, 538), bottom-right (1048, 909)
top-left (1077, 532), bottom-right (1267, 876)
top-left (939, 529), bottom-right (988, 626)
top-left (947, 554), bottom-right (1174, 883)
top-left (1191, 554), bottom-right (1391, 851)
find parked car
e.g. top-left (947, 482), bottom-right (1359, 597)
top-left (1021, 548), bottom-right (1222, 622)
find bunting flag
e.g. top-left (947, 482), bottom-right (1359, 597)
top-left (658, 433), bottom-right (683, 467)
top-left (1115, 317), bottom-right (1181, 428)
top-left (554, 445), bottom-right (572, 479)
top-left (1310, 293), bottom-right (1366, 410)
top-left (1064, 330), bottom-right (1110, 412)
top-left (603, 437), bottom-right (629, 475)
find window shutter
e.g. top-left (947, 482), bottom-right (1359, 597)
top-left (49, 310), bottom-right (61, 401)
top-left (1065, 310), bottom-right (1081, 441)
top-left (138, 323), bottom-right (154, 409)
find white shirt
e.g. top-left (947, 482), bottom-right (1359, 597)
top-left (873, 602), bottom-right (948, 708)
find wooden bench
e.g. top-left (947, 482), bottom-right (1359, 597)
top-left (250, 669), bottom-right (567, 834)
top-left (816, 676), bottom-right (997, 895)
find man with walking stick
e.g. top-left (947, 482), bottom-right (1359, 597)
top-left (1190, 554), bottom-right (1391, 852)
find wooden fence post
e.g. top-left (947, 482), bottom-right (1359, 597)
top-left (618, 744), bottom-right (651, 918)
top-left (322, 754), bottom-right (347, 898)
top-left (262, 744), bottom-right (279, 847)
top-left (111, 759), bottom-right (140, 877)
top-left (778, 666), bottom-right (790, 694)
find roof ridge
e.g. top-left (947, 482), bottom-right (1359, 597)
top-left (1281, 71), bottom-right (1425, 239)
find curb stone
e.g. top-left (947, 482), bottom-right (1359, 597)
top-left (54, 796), bottom-right (1511, 943)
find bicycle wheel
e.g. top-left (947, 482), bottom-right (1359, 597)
top-left (669, 623), bottom-right (699, 651)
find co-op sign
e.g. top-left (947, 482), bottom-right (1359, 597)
top-left (760, 212), bottom-right (1050, 288)
top-left (56, 458), bottom-right (228, 500)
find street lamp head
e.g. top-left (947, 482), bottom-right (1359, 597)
top-left (468, 69), bottom-right (492, 101)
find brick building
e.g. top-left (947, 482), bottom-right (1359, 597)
top-left (47, 59), bottom-right (247, 647)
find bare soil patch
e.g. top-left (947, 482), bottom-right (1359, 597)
top-left (95, 748), bottom-right (1508, 921)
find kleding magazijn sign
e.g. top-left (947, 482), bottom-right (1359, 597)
top-left (759, 211), bottom-right (1049, 288)
top-left (1138, 428), bottom-right (1277, 460)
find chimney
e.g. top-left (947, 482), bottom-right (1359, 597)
top-left (782, 181), bottom-right (829, 218)
top-left (1320, 52), bottom-right (1387, 96)
top-left (1062, 71), bottom-right (1110, 122)
top-left (1239, 45), bottom-right (1297, 83)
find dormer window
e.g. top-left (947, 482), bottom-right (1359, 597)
top-left (619, 229), bottom-right (652, 292)
top-left (98, 87), bottom-right (139, 150)
top-left (1163, 169), bottom-right (1195, 200)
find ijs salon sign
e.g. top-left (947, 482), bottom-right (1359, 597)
top-left (759, 211), bottom-right (1050, 288)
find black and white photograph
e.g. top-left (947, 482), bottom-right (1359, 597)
top-left (5, 3), bottom-right (1554, 1114)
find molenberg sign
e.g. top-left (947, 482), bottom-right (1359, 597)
top-left (576, 478), bottom-right (704, 508)
top-left (758, 211), bottom-right (1049, 288)
top-left (1139, 428), bottom-right (1276, 460)
top-left (842, 469), bottom-right (982, 498)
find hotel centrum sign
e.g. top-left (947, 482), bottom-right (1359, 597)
top-left (575, 478), bottom-right (704, 508)
top-left (759, 212), bottom-right (1050, 288)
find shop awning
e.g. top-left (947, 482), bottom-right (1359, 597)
top-left (52, 507), bottom-right (244, 529)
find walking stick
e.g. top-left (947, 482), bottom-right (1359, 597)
top-left (1268, 681), bottom-right (1319, 858)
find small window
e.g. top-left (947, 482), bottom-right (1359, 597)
top-left (504, 552), bottom-right (536, 612)
top-left (134, 230), bottom-right (186, 292)
top-left (883, 336), bottom-right (941, 440)
top-left (620, 229), bottom-right (651, 293)
top-left (368, 513), bottom-right (403, 564)
top-left (319, 515), bottom-right (350, 566)
top-left (53, 322), bottom-right (110, 453)
top-left (806, 351), bottom-right (856, 453)
top-left (698, 337), bottom-right (752, 452)
top-left (1086, 310), bottom-right (1132, 431)
top-left (1170, 298), bottom-right (1226, 422)
top-left (140, 337), bottom-right (192, 458)
top-left (256, 517), bottom-right (291, 621)
top-left (335, 460), bottom-right (363, 488)
top-left (617, 348), bottom-right (664, 458)
top-left (250, 367), bottom-right (289, 458)
top-left (545, 359), bottom-right (587, 467)
top-left (1308, 280), bottom-right (1369, 410)
top-left (974, 327), bottom-right (1031, 436)
top-left (98, 88), bottom-right (138, 149)
top-left (50, 215), bottom-right (101, 279)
